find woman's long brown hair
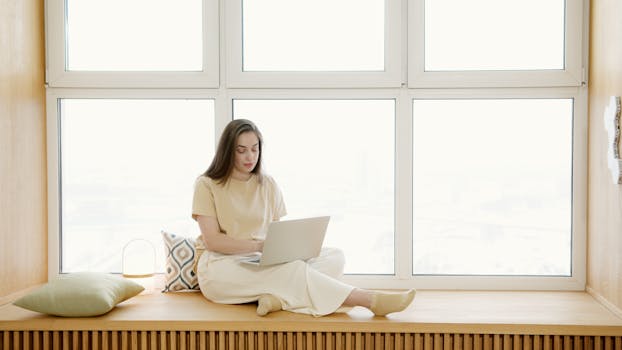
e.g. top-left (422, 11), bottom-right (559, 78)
top-left (203, 119), bottom-right (263, 183)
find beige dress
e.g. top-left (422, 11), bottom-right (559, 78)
top-left (192, 174), bottom-right (353, 316)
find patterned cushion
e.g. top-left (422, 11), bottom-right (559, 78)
top-left (161, 231), bottom-right (200, 292)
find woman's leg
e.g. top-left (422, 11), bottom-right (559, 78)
top-left (255, 248), bottom-right (346, 316)
top-left (256, 294), bottom-right (282, 316)
top-left (308, 248), bottom-right (416, 316)
top-left (198, 252), bottom-right (415, 317)
top-left (256, 287), bottom-right (416, 317)
top-left (343, 288), bottom-right (416, 316)
top-left (198, 254), bottom-right (353, 316)
top-left (306, 247), bottom-right (346, 279)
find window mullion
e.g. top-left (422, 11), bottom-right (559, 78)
top-left (395, 89), bottom-right (414, 281)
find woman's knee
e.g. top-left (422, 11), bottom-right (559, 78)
top-left (308, 247), bottom-right (346, 278)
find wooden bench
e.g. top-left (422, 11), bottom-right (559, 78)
top-left (1, 289), bottom-right (621, 349)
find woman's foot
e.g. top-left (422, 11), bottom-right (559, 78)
top-left (256, 294), bottom-right (282, 316)
top-left (369, 289), bottom-right (416, 316)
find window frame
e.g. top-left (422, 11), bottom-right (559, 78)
top-left (224, 0), bottom-right (403, 88)
top-left (45, 0), bottom-right (590, 291)
top-left (45, 88), bottom-right (225, 279)
top-left (401, 87), bottom-right (587, 291)
top-left (230, 90), bottom-right (405, 276)
top-left (408, 0), bottom-right (587, 88)
top-left (45, 0), bottom-right (220, 88)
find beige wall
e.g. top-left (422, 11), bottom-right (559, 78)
top-left (0, 0), bottom-right (47, 298)
top-left (587, 0), bottom-right (622, 313)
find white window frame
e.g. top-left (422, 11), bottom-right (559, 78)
top-left (400, 86), bottom-right (588, 291)
top-left (408, 0), bottom-right (587, 88)
top-left (224, 0), bottom-right (403, 88)
top-left (46, 87), bottom-right (587, 290)
top-left (45, 0), bottom-right (589, 291)
top-left (223, 87), bottom-right (587, 291)
top-left (45, 88), bottom-right (226, 279)
top-left (45, 0), bottom-right (220, 88)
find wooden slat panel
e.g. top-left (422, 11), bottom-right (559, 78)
top-left (525, 335), bottom-right (532, 350)
top-left (24, 331), bottom-right (31, 350)
top-left (412, 333), bottom-right (420, 350)
top-left (433, 333), bottom-right (441, 350)
top-left (81, 331), bottom-right (89, 350)
top-left (129, 330), bottom-right (137, 350)
top-left (608, 336), bottom-right (616, 350)
top-left (503, 334), bottom-right (511, 350)
top-left (396, 333), bottom-right (405, 350)
top-left (534, 335), bottom-right (541, 350)
top-left (365, 332), bottom-right (372, 350)
top-left (43, 331), bottom-right (50, 350)
top-left (478, 334), bottom-right (485, 350)
top-left (34, 330), bottom-right (41, 350)
top-left (140, 330), bottom-right (148, 350)
top-left (72, 330), bottom-right (79, 350)
top-left (463, 333), bottom-right (473, 350)
top-left (454, 333), bottom-right (460, 350)
top-left (5, 330), bottom-right (622, 350)
top-left (53, 331), bottom-right (60, 350)
top-left (544, 335), bottom-right (552, 350)
top-left (63, 330), bottom-right (69, 350)
top-left (493, 334), bottom-right (501, 350)
top-left (443, 333), bottom-right (452, 350)
top-left (376, 332), bottom-right (383, 350)
top-left (12, 331), bottom-right (20, 350)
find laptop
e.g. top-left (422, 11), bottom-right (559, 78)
top-left (239, 216), bottom-right (330, 266)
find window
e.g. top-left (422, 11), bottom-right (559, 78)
top-left (242, 0), bottom-right (384, 72)
top-left (46, 0), bottom-right (588, 290)
top-left (412, 98), bottom-right (573, 276)
top-left (234, 99), bottom-right (395, 274)
top-left (66, 0), bottom-right (203, 71)
top-left (408, 0), bottom-right (585, 87)
top-left (424, 0), bottom-right (565, 71)
top-left (46, 0), bottom-right (219, 87)
top-left (54, 98), bottom-right (215, 273)
top-left (226, 0), bottom-right (402, 87)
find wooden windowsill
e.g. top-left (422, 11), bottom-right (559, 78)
top-left (1, 290), bottom-right (621, 336)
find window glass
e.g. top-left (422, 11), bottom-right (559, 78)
top-left (412, 99), bottom-right (573, 275)
top-left (242, 0), bottom-right (385, 71)
top-left (234, 99), bottom-right (395, 274)
top-left (60, 99), bottom-right (214, 272)
top-left (66, 0), bottom-right (203, 71)
top-left (424, 0), bottom-right (565, 71)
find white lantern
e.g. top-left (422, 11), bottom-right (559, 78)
top-left (122, 239), bottom-right (156, 294)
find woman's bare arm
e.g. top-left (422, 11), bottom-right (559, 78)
top-left (196, 215), bottom-right (263, 255)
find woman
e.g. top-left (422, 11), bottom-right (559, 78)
top-left (193, 119), bottom-right (415, 317)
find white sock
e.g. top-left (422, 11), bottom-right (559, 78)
top-left (256, 294), bottom-right (282, 316)
top-left (369, 289), bottom-right (416, 316)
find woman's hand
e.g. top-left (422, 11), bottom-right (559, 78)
top-left (254, 239), bottom-right (264, 252)
top-left (196, 215), bottom-right (264, 255)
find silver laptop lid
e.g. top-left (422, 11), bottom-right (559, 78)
top-left (259, 216), bottom-right (330, 266)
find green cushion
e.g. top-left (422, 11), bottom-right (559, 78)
top-left (13, 272), bottom-right (144, 317)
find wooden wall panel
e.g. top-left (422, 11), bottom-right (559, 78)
top-left (1, 331), bottom-right (621, 350)
top-left (0, 0), bottom-right (47, 298)
top-left (587, 0), bottom-right (622, 314)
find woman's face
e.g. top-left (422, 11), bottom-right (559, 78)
top-left (232, 131), bottom-right (260, 180)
